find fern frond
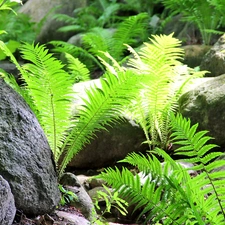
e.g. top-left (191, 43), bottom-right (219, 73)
top-left (126, 34), bottom-right (201, 149)
top-left (49, 40), bottom-right (105, 71)
top-left (82, 28), bottom-right (112, 63)
top-left (19, 42), bottom-right (73, 161)
top-left (170, 113), bottom-right (225, 223)
top-left (53, 13), bottom-right (77, 24)
top-left (58, 69), bottom-right (143, 176)
top-left (64, 53), bottom-right (90, 82)
top-left (98, 152), bottom-right (192, 224)
top-left (97, 3), bottom-right (120, 27)
top-left (98, 113), bottom-right (225, 224)
top-left (111, 12), bottom-right (149, 60)
top-left (0, 41), bottom-right (37, 112)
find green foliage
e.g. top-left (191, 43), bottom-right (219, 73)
top-left (0, 41), bottom-right (73, 161)
top-left (64, 53), bottom-right (90, 83)
top-left (97, 113), bottom-right (225, 224)
top-left (0, 0), bottom-right (22, 12)
top-left (58, 68), bottom-right (142, 176)
top-left (122, 0), bottom-right (160, 15)
top-left (0, 11), bottom-right (36, 43)
top-left (0, 40), bottom-right (143, 176)
top-left (0, 33), bottom-right (205, 178)
top-left (58, 184), bottom-right (78, 206)
top-left (51, 13), bottom-right (149, 72)
top-left (0, 1), bottom-right (37, 60)
top-left (160, 0), bottom-right (225, 44)
top-left (123, 34), bottom-right (205, 149)
top-left (19, 43), bottom-right (74, 161)
top-left (0, 39), bottom-right (20, 60)
top-left (94, 184), bottom-right (128, 216)
top-left (53, 0), bottom-right (121, 34)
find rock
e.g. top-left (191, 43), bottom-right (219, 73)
top-left (19, 0), bottom-right (87, 43)
top-left (59, 172), bottom-right (96, 220)
top-left (67, 33), bottom-right (84, 47)
top-left (88, 177), bottom-right (106, 189)
top-left (69, 120), bottom-right (146, 169)
top-left (0, 61), bottom-right (24, 85)
top-left (163, 14), bottom-right (219, 45)
top-left (182, 45), bottom-right (211, 68)
top-left (200, 34), bottom-right (225, 77)
top-left (0, 175), bottom-right (16, 225)
top-left (0, 78), bottom-right (60, 215)
top-left (163, 14), bottom-right (200, 45)
top-left (179, 74), bottom-right (225, 147)
top-left (55, 211), bottom-right (90, 225)
top-left (68, 79), bottom-right (147, 169)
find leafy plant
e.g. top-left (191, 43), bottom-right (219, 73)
top-left (0, 40), bottom-right (143, 176)
top-left (97, 113), bottom-right (225, 224)
top-left (0, 0), bottom-right (35, 60)
top-left (50, 13), bottom-right (149, 73)
top-left (0, 0), bottom-right (22, 12)
top-left (102, 33), bottom-right (206, 150)
top-left (1, 32), bottom-right (206, 178)
top-left (122, 0), bottom-right (160, 16)
top-left (53, 0), bottom-right (121, 34)
top-left (0, 11), bottom-right (36, 44)
top-left (58, 184), bottom-right (78, 206)
top-left (160, 0), bottom-right (225, 45)
top-left (94, 184), bottom-right (128, 217)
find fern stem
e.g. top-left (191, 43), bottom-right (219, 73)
top-left (205, 170), bottom-right (225, 219)
top-left (50, 92), bottom-right (57, 160)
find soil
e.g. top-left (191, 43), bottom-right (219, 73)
top-left (12, 206), bottom-right (84, 225)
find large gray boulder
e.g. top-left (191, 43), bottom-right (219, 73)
top-left (0, 78), bottom-right (60, 215)
top-left (68, 79), bottom-right (147, 169)
top-left (19, 0), bottom-right (87, 43)
top-left (179, 74), bottom-right (225, 147)
top-left (200, 34), bottom-right (225, 77)
top-left (0, 175), bottom-right (16, 225)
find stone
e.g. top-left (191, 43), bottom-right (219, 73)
top-left (60, 172), bottom-right (96, 220)
top-left (200, 34), bottom-right (225, 77)
top-left (163, 14), bottom-right (200, 45)
top-left (179, 74), bottom-right (225, 147)
top-left (19, 0), bottom-right (87, 43)
top-left (55, 211), bottom-right (90, 225)
top-left (69, 119), bottom-right (147, 169)
top-left (182, 45), bottom-right (211, 68)
top-left (0, 175), bottom-right (16, 225)
top-left (0, 78), bottom-right (60, 215)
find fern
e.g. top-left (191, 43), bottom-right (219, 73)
top-left (18, 43), bottom-right (73, 161)
top-left (170, 113), bottom-right (225, 223)
top-left (160, 0), bottom-right (225, 44)
top-left (126, 34), bottom-right (205, 149)
top-left (58, 69), bottom-right (143, 176)
top-left (98, 149), bottom-right (191, 224)
top-left (51, 13), bottom-right (149, 73)
top-left (49, 40), bottom-right (105, 71)
top-left (97, 113), bottom-right (225, 224)
top-left (111, 12), bottom-right (149, 60)
top-left (64, 53), bottom-right (90, 82)
top-left (82, 28), bottom-right (111, 63)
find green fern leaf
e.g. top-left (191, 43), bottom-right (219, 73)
top-left (111, 12), bottom-right (149, 60)
top-left (58, 69), bottom-right (142, 176)
top-left (64, 53), bottom-right (90, 82)
top-left (126, 34), bottom-right (202, 149)
top-left (19, 42), bottom-right (73, 161)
